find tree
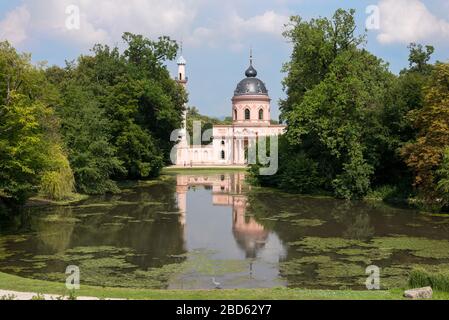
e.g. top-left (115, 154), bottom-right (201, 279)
top-left (0, 42), bottom-right (73, 203)
top-left (280, 8), bottom-right (365, 118)
top-left (286, 49), bottom-right (393, 199)
top-left (48, 33), bottom-right (187, 182)
top-left (47, 76), bottom-right (124, 194)
top-left (252, 9), bottom-right (399, 200)
top-left (401, 63), bottom-right (449, 204)
top-left (370, 43), bottom-right (434, 188)
top-left (408, 43), bottom-right (435, 75)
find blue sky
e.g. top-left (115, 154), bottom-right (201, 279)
top-left (1, 0), bottom-right (449, 119)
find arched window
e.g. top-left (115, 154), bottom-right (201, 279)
top-left (221, 150), bottom-right (226, 160)
top-left (234, 109), bottom-right (237, 121)
top-left (259, 109), bottom-right (264, 120)
top-left (245, 109), bottom-right (251, 120)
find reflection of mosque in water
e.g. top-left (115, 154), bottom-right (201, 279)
top-left (176, 173), bottom-right (268, 258)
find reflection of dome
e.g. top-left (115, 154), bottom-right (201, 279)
top-left (234, 61), bottom-right (268, 96)
top-left (232, 213), bottom-right (269, 259)
top-left (233, 227), bottom-right (269, 259)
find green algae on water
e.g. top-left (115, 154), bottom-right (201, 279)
top-left (291, 219), bottom-right (325, 227)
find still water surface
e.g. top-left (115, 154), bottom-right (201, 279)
top-left (1, 172), bottom-right (449, 290)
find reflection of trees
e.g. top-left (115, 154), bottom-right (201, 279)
top-left (246, 191), bottom-right (378, 247)
top-left (69, 182), bottom-right (187, 268)
top-left (331, 202), bottom-right (375, 240)
top-left (0, 205), bottom-right (76, 254)
top-left (33, 206), bottom-right (76, 253)
top-left (0, 181), bottom-right (188, 270)
top-left (343, 214), bottom-right (374, 240)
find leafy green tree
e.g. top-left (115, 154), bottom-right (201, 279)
top-left (115, 123), bottom-right (163, 179)
top-left (253, 9), bottom-right (400, 200)
top-left (0, 42), bottom-right (73, 203)
top-left (375, 43), bottom-right (435, 187)
top-left (47, 33), bottom-right (186, 183)
top-left (0, 92), bottom-right (49, 202)
top-left (401, 63), bottom-right (449, 205)
top-left (48, 78), bottom-right (124, 194)
top-left (280, 8), bottom-right (365, 118)
top-left (407, 43), bottom-right (435, 75)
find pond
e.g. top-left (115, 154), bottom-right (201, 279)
top-left (1, 171), bottom-right (449, 290)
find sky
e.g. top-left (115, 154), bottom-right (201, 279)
top-left (1, 0), bottom-right (449, 120)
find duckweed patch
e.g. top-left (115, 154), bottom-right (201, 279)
top-left (261, 212), bottom-right (299, 221)
top-left (38, 215), bottom-right (80, 223)
top-left (371, 236), bottom-right (449, 259)
top-left (65, 246), bottom-right (134, 255)
top-left (291, 219), bottom-right (325, 227)
top-left (20, 248), bottom-right (251, 289)
top-left (289, 237), bottom-right (372, 253)
top-left (0, 236), bottom-right (28, 260)
top-left (337, 247), bottom-right (392, 264)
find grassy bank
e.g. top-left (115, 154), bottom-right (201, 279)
top-left (0, 272), bottom-right (409, 300)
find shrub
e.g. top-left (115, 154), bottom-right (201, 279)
top-left (409, 268), bottom-right (449, 292)
top-left (332, 148), bottom-right (373, 200)
top-left (39, 146), bottom-right (75, 200)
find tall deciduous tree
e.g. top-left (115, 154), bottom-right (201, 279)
top-left (0, 42), bottom-right (74, 203)
top-left (401, 63), bottom-right (449, 205)
top-left (256, 9), bottom-right (394, 199)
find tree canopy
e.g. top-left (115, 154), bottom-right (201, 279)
top-left (251, 8), bottom-right (448, 210)
top-left (1, 33), bottom-right (186, 204)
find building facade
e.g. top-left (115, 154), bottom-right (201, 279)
top-left (175, 53), bottom-right (286, 167)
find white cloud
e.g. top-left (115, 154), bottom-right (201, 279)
top-left (231, 11), bottom-right (288, 36)
top-left (187, 10), bottom-right (289, 51)
top-left (0, 1), bottom-right (288, 52)
top-left (0, 0), bottom-right (199, 49)
top-left (0, 5), bottom-right (31, 45)
top-left (377, 0), bottom-right (449, 44)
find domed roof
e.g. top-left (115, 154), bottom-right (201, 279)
top-left (234, 63), bottom-right (268, 96)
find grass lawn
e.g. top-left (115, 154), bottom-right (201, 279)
top-left (0, 272), bottom-right (436, 300)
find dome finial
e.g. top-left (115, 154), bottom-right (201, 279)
top-left (250, 46), bottom-right (253, 66)
top-left (245, 47), bottom-right (257, 78)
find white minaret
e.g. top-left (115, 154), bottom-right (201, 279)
top-left (175, 46), bottom-right (189, 166)
top-left (176, 51), bottom-right (188, 143)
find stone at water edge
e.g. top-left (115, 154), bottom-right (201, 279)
top-left (403, 287), bottom-right (433, 299)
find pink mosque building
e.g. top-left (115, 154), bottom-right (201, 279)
top-left (174, 52), bottom-right (286, 167)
